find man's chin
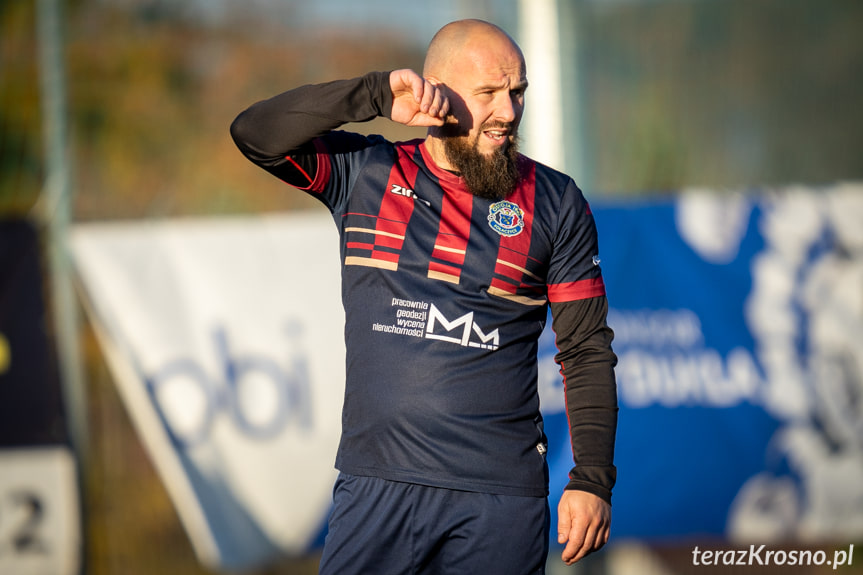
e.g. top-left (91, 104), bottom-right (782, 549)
top-left (442, 130), bottom-right (521, 200)
top-left (478, 145), bottom-right (508, 158)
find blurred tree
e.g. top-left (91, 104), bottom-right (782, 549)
top-left (0, 1), bottom-right (42, 216)
top-left (583, 0), bottom-right (863, 194)
top-left (64, 1), bottom-right (426, 220)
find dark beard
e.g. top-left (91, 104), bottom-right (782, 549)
top-left (442, 130), bottom-right (521, 200)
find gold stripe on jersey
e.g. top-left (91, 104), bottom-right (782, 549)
top-left (487, 286), bottom-right (547, 306)
top-left (345, 227), bottom-right (405, 240)
top-left (345, 256), bottom-right (398, 271)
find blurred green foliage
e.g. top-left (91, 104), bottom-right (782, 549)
top-left (1, 0), bottom-right (427, 221)
top-left (581, 0), bottom-right (863, 193)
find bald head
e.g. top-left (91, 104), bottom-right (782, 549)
top-left (423, 19), bottom-right (524, 82)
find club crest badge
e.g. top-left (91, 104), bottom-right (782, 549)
top-left (487, 201), bottom-right (525, 237)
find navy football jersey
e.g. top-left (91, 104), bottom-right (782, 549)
top-left (297, 132), bottom-right (605, 497)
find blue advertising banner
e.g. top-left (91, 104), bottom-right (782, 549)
top-left (539, 184), bottom-right (863, 545)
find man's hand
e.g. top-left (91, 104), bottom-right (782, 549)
top-left (389, 69), bottom-right (449, 127)
top-left (557, 490), bottom-right (611, 565)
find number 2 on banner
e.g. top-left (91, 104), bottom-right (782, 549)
top-left (0, 491), bottom-right (48, 556)
top-left (0, 448), bottom-right (80, 575)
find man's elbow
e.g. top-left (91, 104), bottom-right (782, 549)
top-left (229, 110), bottom-right (252, 152)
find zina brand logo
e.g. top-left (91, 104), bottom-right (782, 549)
top-left (425, 304), bottom-right (499, 350)
top-left (391, 184), bottom-right (430, 207)
top-left (488, 200), bottom-right (525, 237)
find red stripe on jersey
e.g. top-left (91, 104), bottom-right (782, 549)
top-left (284, 155), bottom-right (315, 188)
top-left (374, 218), bottom-right (409, 249)
top-left (548, 277), bottom-right (606, 302)
top-left (371, 249), bottom-right (400, 264)
top-left (307, 138), bottom-right (332, 193)
top-left (439, 189), bottom-right (473, 238)
top-left (428, 189), bottom-right (472, 278)
top-left (491, 162), bottom-right (536, 292)
top-left (490, 276), bottom-right (517, 295)
top-left (429, 261), bottom-right (462, 278)
top-left (434, 232), bottom-right (468, 250)
top-left (370, 143), bottom-right (421, 267)
top-left (346, 241), bottom-right (375, 251)
top-left (494, 260), bottom-right (526, 282)
top-left (432, 246), bottom-right (465, 265)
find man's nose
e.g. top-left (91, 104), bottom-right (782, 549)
top-left (494, 93), bottom-right (518, 124)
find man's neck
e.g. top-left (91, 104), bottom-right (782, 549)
top-left (423, 133), bottom-right (456, 172)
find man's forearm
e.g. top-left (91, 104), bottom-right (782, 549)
top-left (550, 297), bottom-right (619, 503)
top-left (229, 71), bottom-right (393, 179)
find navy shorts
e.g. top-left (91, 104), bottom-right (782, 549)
top-left (318, 473), bottom-right (549, 575)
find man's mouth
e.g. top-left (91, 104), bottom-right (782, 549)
top-left (483, 125), bottom-right (512, 143)
top-left (484, 129), bottom-right (508, 141)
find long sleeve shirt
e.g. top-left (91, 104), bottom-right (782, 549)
top-left (231, 71), bottom-right (618, 502)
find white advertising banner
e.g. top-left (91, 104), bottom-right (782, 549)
top-left (71, 213), bottom-right (345, 571)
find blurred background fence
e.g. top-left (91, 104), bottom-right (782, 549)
top-left (2, 0), bottom-right (863, 574)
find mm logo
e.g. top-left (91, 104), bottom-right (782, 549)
top-left (425, 304), bottom-right (499, 350)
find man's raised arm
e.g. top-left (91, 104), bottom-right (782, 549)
top-left (229, 70), bottom-right (448, 187)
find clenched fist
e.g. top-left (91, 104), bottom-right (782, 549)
top-left (389, 69), bottom-right (450, 127)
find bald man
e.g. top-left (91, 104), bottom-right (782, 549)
top-left (231, 19), bottom-right (617, 574)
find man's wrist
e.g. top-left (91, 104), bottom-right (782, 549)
top-left (564, 480), bottom-right (612, 505)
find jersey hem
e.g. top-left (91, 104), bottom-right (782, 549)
top-left (336, 463), bottom-right (549, 498)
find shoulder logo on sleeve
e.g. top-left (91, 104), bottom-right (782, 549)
top-left (487, 200), bottom-right (524, 237)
